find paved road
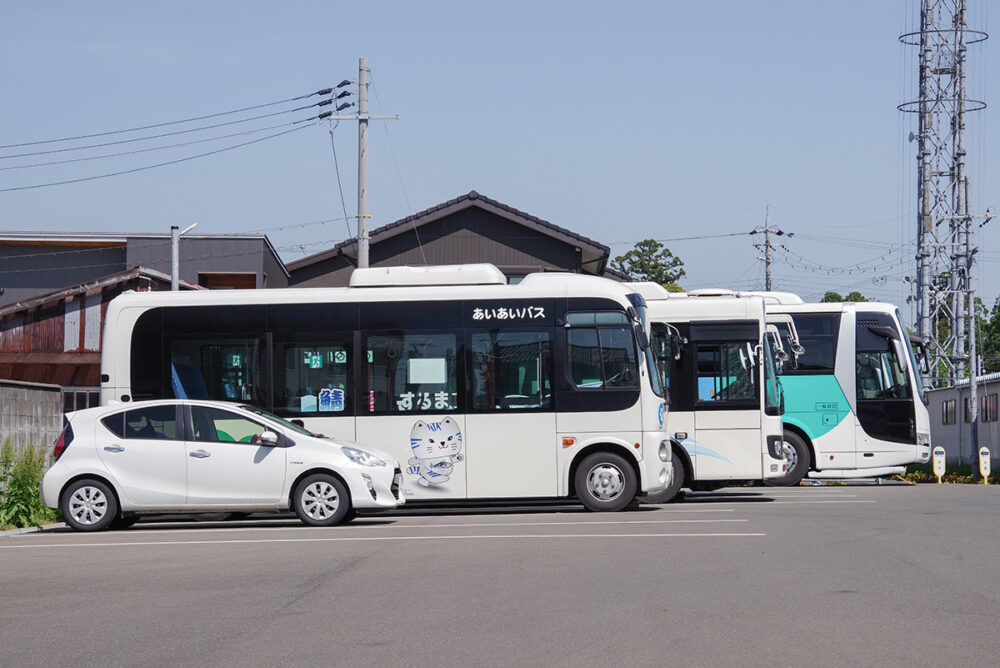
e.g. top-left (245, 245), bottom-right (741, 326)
top-left (2, 485), bottom-right (997, 667)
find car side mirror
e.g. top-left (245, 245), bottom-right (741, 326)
top-left (259, 430), bottom-right (280, 447)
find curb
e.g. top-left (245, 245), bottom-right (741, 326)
top-left (1, 522), bottom-right (65, 536)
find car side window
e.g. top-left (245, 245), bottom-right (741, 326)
top-left (191, 406), bottom-right (268, 444)
top-left (123, 405), bottom-right (179, 440)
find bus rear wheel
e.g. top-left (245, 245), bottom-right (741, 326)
top-left (767, 431), bottom-right (810, 486)
top-left (575, 452), bottom-right (637, 512)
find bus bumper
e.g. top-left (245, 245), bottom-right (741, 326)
top-left (640, 435), bottom-right (672, 494)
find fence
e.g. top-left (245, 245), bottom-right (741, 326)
top-left (0, 379), bottom-right (62, 455)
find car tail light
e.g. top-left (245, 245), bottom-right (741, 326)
top-left (53, 423), bottom-right (74, 461)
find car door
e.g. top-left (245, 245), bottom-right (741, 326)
top-left (96, 404), bottom-right (187, 508)
top-left (185, 405), bottom-right (287, 507)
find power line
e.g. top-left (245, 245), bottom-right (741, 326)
top-left (608, 232), bottom-right (748, 246)
top-left (0, 119), bottom-right (313, 172)
top-left (0, 88), bottom-right (335, 150)
top-left (0, 122), bottom-right (318, 193)
top-left (327, 120), bottom-right (356, 240)
top-left (0, 101), bottom-right (330, 160)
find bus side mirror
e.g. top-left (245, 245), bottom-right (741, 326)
top-left (634, 324), bottom-right (649, 351)
top-left (892, 339), bottom-right (908, 373)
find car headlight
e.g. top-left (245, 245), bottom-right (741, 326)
top-left (342, 446), bottom-right (387, 467)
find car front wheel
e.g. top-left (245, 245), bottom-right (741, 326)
top-left (293, 474), bottom-right (352, 527)
top-left (62, 479), bottom-right (118, 532)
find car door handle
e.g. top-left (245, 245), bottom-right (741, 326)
top-left (103, 445), bottom-right (125, 453)
top-left (189, 450), bottom-right (211, 459)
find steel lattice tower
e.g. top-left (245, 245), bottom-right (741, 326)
top-left (899, 0), bottom-right (989, 388)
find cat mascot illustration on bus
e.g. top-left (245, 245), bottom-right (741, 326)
top-left (408, 416), bottom-right (464, 487)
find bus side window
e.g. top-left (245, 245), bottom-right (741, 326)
top-left (695, 342), bottom-right (756, 403)
top-left (364, 332), bottom-right (459, 414)
top-left (470, 330), bottom-right (553, 410)
top-left (566, 325), bottom-right (637, 390)
top-left (276, 340), bottom-right (351, 415)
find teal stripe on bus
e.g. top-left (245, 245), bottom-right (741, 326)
top-left (779, 375), bottom-right (850, 440)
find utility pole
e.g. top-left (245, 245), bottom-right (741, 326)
top-left (751, 205), bottom-right (789, 292)
top-left (357, 57), bottom-right (371, 270)
top-left (327, 57), bottom-right (398, 269)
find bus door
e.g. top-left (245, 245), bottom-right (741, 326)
top-left (688, 322), bottom-right (763, 480)
top-left (464, 328), bottom-right (557, 498)
top-left (356, 330), bottom-right (468, 501)
top-left (854, 315), bottom-right (917, 464)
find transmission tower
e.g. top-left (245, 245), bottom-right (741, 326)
top-left (899, 0), bottom-right (991, 388)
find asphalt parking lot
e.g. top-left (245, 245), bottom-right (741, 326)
top-left (2, 484), bottom-right (998, 667)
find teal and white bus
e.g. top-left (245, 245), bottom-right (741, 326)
top-left (755, 294), bottom-right (931, 485)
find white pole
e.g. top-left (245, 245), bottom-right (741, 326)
top-left (170, 222), bottom-right (198, 290)
top-left (358, 57), bottom-right (370, 269)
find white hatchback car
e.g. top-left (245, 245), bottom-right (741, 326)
top-left (41, 399), bottom-right (403, 531)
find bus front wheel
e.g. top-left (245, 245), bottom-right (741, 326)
top-left (767, 431), bottom-right (810, 486)
top-left (575, 452), bottom-right (638, 512)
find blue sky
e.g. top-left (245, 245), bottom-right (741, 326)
top-left (1, 1), bottom-right (997, 315)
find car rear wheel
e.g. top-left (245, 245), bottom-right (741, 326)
top-left (62, 479), bottom-right (118, 532)
top-left (293, 474), bottom-right (352, 527)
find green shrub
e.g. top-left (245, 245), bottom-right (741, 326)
top-left (900, 463), bottom-right (997, 484)
top-left (0, 438), bottom-right (60, 529)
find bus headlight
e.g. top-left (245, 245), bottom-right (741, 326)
top-left (917, 433), bottom-right (930, 448)
top-left (658, 441), bottom-right (669, 462)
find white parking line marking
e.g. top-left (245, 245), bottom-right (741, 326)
top-left (643, 508), bottom-right (736, 513)
top-left (768, 500), bottom-right (875, 505)
top-left (0, 532), bottom-right (766, 550)
top-left (761, 494), bottom-right (857, 498)
top-left (62, 518), bottom-right (750, 537)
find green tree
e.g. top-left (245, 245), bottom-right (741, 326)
top-left (820, 291), bottom-right (867, 303)
top-left (611, 239), bottom-right (685, 286)
top-left (981, 297), bottom-right (1000, 374)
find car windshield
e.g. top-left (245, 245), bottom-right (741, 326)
top-left (237, 404), bottom-right (318, 437)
